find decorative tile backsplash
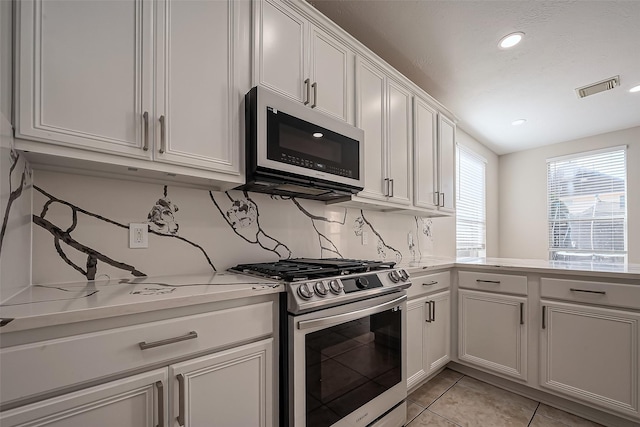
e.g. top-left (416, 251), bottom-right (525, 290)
top-left (2, 151), bottom-right (454, 286)
top-left (0, 147), bottom-right (32, 300)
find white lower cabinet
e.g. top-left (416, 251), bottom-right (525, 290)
top-left (407, 290), bottom-right (451, 389)
top-left (170, 339), bottom-right (273, 427)
top-left (540, 301), bottom-right (639, 418)
top-left (458, 289), bottom-right (527, 381)
top-left (0, 339), bottom-right (273, 427)
top-left (0, 369), bottom-right (167, 427)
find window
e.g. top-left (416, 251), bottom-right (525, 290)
top-left (456, 145), bottom-right (486, 258)
top-left (547, 147), bottom-right (627, 264)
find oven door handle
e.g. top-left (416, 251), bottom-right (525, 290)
top-left (297, 294), bottom-right (407, 330)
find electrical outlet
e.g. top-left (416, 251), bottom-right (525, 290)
top-left (129, 223), bottom-right (149, 248)
top-left (362, 230), bottom-right (369, 245)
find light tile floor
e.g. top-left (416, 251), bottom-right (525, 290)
top-left (407, 369), bottom-right (605, 427)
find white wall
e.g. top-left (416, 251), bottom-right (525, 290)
top-left (0, 0), bottom-right (32, 301)
top-left (457, 128), bottom-right (499, 257)
top-left (499, 126), bottom-right (640, 263)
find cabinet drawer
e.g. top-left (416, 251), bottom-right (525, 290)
top-left (407, 270), bottom-right (450, 299)
top-left (0, 302), bottom-right (273, 405)
top-left (458, 270), bottom-right (527, 296)
top-left (541, 278), bottom-right (640, 310)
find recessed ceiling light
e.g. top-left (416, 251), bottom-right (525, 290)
top-left (499, 32), bottom-right (524, 49)
top-left (512, 119), bottom-right (527, 126)
top-left (312, 132), bottom-right (323, 138)
top-left (630, 85), bottom-right (640, 93)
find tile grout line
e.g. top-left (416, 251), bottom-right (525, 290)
top-left (425, 372), bottom-right (466, 410)
top-left (407, 371), bottom-right (466, 426)
top-left (527, 401), bottom-right (541, 427)
top-left (423, 372), bottom-right (467, 427)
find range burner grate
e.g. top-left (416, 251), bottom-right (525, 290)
top-left (230, 258), bottom-right (396, 281)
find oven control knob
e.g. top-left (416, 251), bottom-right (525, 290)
top-left (388, 271), bottom-right (400, 283)
top-left (329, 279), bottom-right (343, 295)
top-left (355, 277), bottom-right (369, 289)
top-left (398, 269), bottom-right (409, 281)
top-left (297, 283), bottom-right (314, 300)
top-left (314, 281), bottom-right (329, 296)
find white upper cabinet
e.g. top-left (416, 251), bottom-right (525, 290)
top-left (355, 56), bottom-right (412, 206)
top-left (15, 0), bottom-right (247, 188)
top-left (413, 97), bottom-right (438, 210)
top-left (254, 0), bottom-right (355, 123)
top-left (154, 0), bottom-right (242, 174)
top-left (413, 95), bottom-right (456, 214)
top-left (438, 114), bottom-right (456, 213)
top-left (15, 0), bottom-right (153, 158)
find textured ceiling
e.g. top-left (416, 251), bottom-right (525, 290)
top-left (307, 0), bottom-right (640, 154)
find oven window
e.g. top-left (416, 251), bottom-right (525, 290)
top-left (305, 308), bottom-right (401, 427)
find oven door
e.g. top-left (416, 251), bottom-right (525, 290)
top-left (289, 292), bottom-right (407, 427)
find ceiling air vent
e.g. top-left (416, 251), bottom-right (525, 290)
top-left (576, 76), bottom-right (619, 98)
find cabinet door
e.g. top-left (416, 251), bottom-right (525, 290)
top-left (355, 57), bottom-right (387, 201)
top-left (15, 0), bottom-right (152, 158)
top-left (309, 26), bottom-right (354, 123)
top-left (154, 0), bottom-right (244, 175)
top-left (407, 297), bottom-right (428, 389)
top-left (458, 289), bottom-right (527, 380)
top-left (426, 290), bottom-right (451, 375)
top-left (255, 0), bottom-right (307, 103)
top-left (413, 97), bottom-right (438, 210)
top-left (170, 339), bottom-right (273, 427)
top-left (541, 301), bottom-right (639, 417)
top-left (437, 114), bottom-right (456, 213)
top-left (386, 79), bottom-right (412, 206)
top-left (0, 370), bottom-right (167, 427)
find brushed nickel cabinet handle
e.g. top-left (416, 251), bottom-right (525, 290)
top-left (434, 191), bottom-right (440, 206)
top-left (311, 82), bottom-right (317, 108)
top-left (431, 300), bottom-right (436, 322)
top-left (384, 178), bottom-right (390, 197)
top-left (142, 111), bottom-right (149, 151)
top-left (476, 279), bottom-right (501, 284)
top-left (542, 306), bottom-right (547, 329)
top-left (177, 374), bottom-right (185, 426)
top-left (440, 192), bottom-right (445, 207)
top-left (139, 331), bottom-right (198, 350)
top-left (519, 302), bottom-right (524, 325)
top-left (304, 78), bottom-right (310, 105)
top-left (423, 281), bottom-right (438, 286)
top-left (425, 301), bottom-right (431, 323)
top-left (159, 115), bottom-right (166, 154)
top-left (570, 288), bottom-right (606, 295)
top-left (155, 381), bottom-right (164, 427)
top-left (390, 179), bottom-right (394, 197)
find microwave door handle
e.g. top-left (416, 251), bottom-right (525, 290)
top-left (297, 294), bottom-right (407, 330)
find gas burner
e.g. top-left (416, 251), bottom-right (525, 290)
top-left (230, 258), bottom-right (396, 282)
top-left (229, 258), bottom-right (410, 314)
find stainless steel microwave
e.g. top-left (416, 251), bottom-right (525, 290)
top-left (237, 86), bottom-right (365, 201)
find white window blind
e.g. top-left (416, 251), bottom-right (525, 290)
top-left (456, 145), bottom-right (486, 258)
top-left (547, 147), bottom-right (627, 264)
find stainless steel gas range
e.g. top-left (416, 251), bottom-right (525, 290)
top-left (230, 259), bottom-right (411, 427)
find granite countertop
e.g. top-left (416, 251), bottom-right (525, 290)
top-left (0, 273), bottom-right (283, 333)
top-left (408, 256), bottom-right (640, 281)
